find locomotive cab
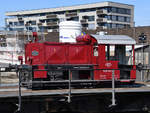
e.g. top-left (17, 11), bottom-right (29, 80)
top-left (105, 44), bottom-right (135, 80)
top-left (93, 34), bottom-right (136, 81)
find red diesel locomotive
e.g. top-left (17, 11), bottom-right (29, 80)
top-left (21, 33), bottom-right (136, 88)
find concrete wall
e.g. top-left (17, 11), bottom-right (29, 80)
top-left (84, 26), bottom-right (150, 44)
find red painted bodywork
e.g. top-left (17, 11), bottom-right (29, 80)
top-left (25, 34), bottom-right (136, 81)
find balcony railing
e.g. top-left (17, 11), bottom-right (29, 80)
top-left (18, 17), bottom-right (23, 21)
top-left (65, 12), bottom-right (78, 17)
top-left (37, 23), bottom-right (42, 26)
top-left (96, 18), bottom-right (107, 23)
top-left (97, 26), bottom-right (107, 30)
top-left (82, 27), bottom-right (88, 31)
top-left (46, 14), bottom-right (57, 19)
top-left (80, 19), bottom-right (88, 24)
top-left (96, 26), bottom-right (103, 30)
top-left (96, 18), bottom-right (103, 23)
top-left (37, 22), bottom-right (48, 26)
top-left (46, 22), bottom-right (58, 26)
top-left (96, 9), bottom-right (107, 15)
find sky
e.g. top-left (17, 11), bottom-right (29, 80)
top-left (0, 0), bottom-right (150, 27)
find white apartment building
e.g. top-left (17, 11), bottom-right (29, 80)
top-left (5, 1), bottom-right (134, 32)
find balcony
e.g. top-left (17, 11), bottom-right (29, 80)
top-left (97, 26), bottom-right (107, 30)
top-left (82, 27), bottom-right (88, 31)
top-left (18, 17), bottom-right (23, 21)
top-left (52, 29), bottom-right (58, 32)
top-left (46, 14), bottom-right (57, 19)
top-left (96, 26), bottom-right (104, 30)
top-left (25, 23), bottom-right (30, 26)
top-left (80, 19), bottom-right (88, 24)
top-left (96, 18), bottom-right (107, 23)
top-left (37, 23), bottom-right (43, 26)
top-left (96, 9), bottom-right (107, 15)
top-left (65, 12), bottom-right (78, 17)
top-left (46, 22), bottom-right (58, 27)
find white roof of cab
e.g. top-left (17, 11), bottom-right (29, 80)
top-left (91, 35), bottom-right (136, 45)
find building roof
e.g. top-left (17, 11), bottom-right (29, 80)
top-left (92, 35), bottom-right (136, 45)
top-left (5, 1), bottom-right (133, 16)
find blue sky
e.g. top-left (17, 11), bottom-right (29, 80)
top-left (0, 0), bottom-right (149, 27)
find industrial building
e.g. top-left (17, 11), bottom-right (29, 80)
top-left (5, 1), bottom-right (134, 32)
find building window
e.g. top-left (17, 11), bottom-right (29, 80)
top-left (46, 19), bottom-right (58, 23)
top-left (88, 16), bottom-right (95, 21)
top-left (112, 23), bottom-right (116, 28)
top-left (98, 15), bottom-right (107, 18)
top-left (82, 16), bottom-right (88, 19)
top-left (9, 22), bottom-right (13, 26)
top-left (32, 27), bottom-right (37, 32)
top-left (107, 7), bottom-right (112, 13)
top-left (112, 7), bottom-right (117, 13)
top-left (118, 16), bottom-right (125, 22)
top-left (107, 23), bottom-right (112, 28)
top-left (125, 17), bottom-right (130, 22)
top-left (39, 27), bottom-right (45, 32)
top-left (80, 8), bottom-right (96, 13)
top-left (126, 9), bottom-right (131, 15)
top-left (124, 24), bottom-right (130, 28)
top-left (31, 21), bottom-right (36, 25)
top-left (26, 27), bottom-right (36, 31)
top-left (12, 28), bottom-right (24, 31)
top-left (40, 13), bottom-right (46, 16)
top-left (88, 23), bottom-right (95, 29)
top-left (72, 17), bottom-right (79, 21)
top-left (9, 28), bottom-right (13, 31)
top-left (82, 24), bottom-right (88, 28)
top-left (82, 16), bottom-right (95, 21)
top-left (111, 7), bottom-right (131, 15)
top-left (59, 18), bottom-right (65, 22)
top-left (13, 21), bottom-right (24, 26)
top-left (107, 15), bottom-right (111, 20)
top-left (19, 21), bottom-right (24, 26)
top-left (67, 17), bottom-right (79, 21)
top-left (135, 52), bottom-right (149, 65)
top-left (39, 20), bottom-right (46, 23)
top-left (117, 24), bottom-right (124, 28)
top-left (97, 23), bottom-right (107, 27)
top-left (14, 22), bottom-right (18, 26)
top-left (117, 8), bottom-right (126, 14)
top-left (26, 21), bottom-right (36, 25)
top-left (112, 15), bottom-right (117, 21)
top-left (56, 11), bottom-right (65, 15)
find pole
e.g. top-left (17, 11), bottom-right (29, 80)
top-left (28, 25), bottom-right (30, 41)
top-left (143, 43), bottom-right (145, 81)
top-left (68, 70), bottom-right (72, 103)
top-left (16, 70), bottom-right (22, 112)
top-left (112, 70), bottom-right (116, 106)
top-left (42, 26), bottom-right (45, 41)
top-left (0, 72), bottom-right (1, 86)
top-left (138, 33), bottom-right (147, 82)
top-left (12, 52), bottom-right (13, 64)
top-left (140, 44), bottom-right (143, 81)
top-left (141, 43), bottom-right (144, 82)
